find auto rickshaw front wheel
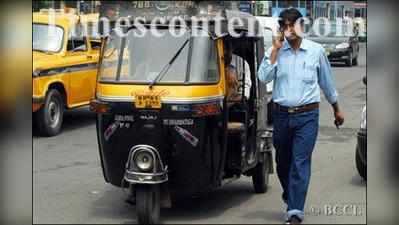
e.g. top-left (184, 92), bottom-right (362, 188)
top-left (136, 184), bottom-right (160, 224)
top-left (36, 89), bottom-right (64, 137)
top-left (252, 153), bottom-right (270, 193)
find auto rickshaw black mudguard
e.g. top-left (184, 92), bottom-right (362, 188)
top-left (96, 110), bottom-right (169, 186)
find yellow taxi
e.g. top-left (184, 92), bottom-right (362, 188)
top-left (33, 11), bottom-right (100, 136)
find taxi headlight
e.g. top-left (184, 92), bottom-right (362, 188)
top-left (336, 42), bottom-right (350, 49)
top-left (135, 151), bottom-right (154, 172)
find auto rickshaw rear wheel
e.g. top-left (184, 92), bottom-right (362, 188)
top-left (252, 153), bottom-right (270, 193)
top-left (36, 89), bottom-right (64, 137)
top-left (136, 184), bottom-right (160, 224)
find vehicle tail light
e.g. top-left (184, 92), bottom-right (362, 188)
top-left (90, 99), bottom-right (110, 114)
top-left (192, 102), bottom-right (221, 117)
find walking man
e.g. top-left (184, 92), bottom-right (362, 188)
top-left (258, 8), bottom-right (345, 224)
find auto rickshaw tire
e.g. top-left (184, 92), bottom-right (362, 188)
top-left (252, 153), bottom-right (270, 193)
top-left (355, 145), bottom-right (366, 180)
top-left (36, 89), bottom-right (64, 137)
top-left (136, 184), bottom-right (160, 224)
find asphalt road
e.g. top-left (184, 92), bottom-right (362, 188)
top-left (33, 44), bottom-right (367, 224)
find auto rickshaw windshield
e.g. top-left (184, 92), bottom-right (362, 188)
top-left (99, 27), bottom-right (219, 84)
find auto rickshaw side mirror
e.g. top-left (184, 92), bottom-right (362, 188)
top-left (363, 76), bottom-right (367, 85)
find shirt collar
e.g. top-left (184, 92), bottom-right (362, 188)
top-left (282, 38), bottom-right (309, 51)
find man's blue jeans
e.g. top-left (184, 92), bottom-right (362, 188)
top-left (272, 108), bottom-right (319, 221)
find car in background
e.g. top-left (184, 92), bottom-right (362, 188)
top-left (355, 76), bottom-right (367, 180)
top-left (307, 23), bottom-right (360, 67)
top-left (33, 11), bottom-right (100, 136)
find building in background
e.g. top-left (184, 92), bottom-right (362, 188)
top-left (311, 1), bottom-right (360, 20)
top-left (32, 1), bottom-right (100, 13)
top-left (32, 1), bottom-right (366, 21)
top-left (238, 1), bottom-right (254, 14)
top-left (270, 0), bottom-right (308, 17)
top-left (353, 1), bottom-right (367, 19)
top-left (311, 1), bottom-right (367, 20)
top-left (32, 0), bottom-right (61, 12)
top-left (253, 1), bottom-right (366, 20)
top-left (255, 1), bottom-right (272, 16)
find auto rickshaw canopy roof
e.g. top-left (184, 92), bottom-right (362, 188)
top-left (98, 1), bottom-right (262, 38)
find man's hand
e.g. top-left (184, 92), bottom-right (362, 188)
top-left (269, 32), bottom-right (284, 65)
top-left (334, 110), bottom-right (345, 127)
top-left (272, 31), bottom-right (284, 50)
top-left (332, 103), bottom-right (344, 129)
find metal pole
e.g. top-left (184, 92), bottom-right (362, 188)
top-left (335, 1), bottom-right (337, 19)
top-left (77, 1), bottom-right (80, 15)
top-left (313, 0), bottom-right (317, 19)
top-left (253, 1), bottom-right (256, 16)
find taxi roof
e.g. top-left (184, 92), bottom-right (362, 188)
top-left (33, 11), bottom-right (98, 27)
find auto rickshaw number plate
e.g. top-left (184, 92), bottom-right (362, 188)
top-left (135, 94), bottom-right (162, 109)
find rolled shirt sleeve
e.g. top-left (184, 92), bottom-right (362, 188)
top-left (318, 49), bottom-right (338, 105)
top-left (258, 47), bottom-right (278, 83)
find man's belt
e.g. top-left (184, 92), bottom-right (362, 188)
top-left (273, 102), bottom-right (319, 114)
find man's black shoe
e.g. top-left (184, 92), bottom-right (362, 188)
top-left (284, 215), bottom-right (302, 224)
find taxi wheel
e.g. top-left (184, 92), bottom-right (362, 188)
top-left (37, 89), bottom-right (64, 137)
top-left (136, 184), bottom-right (160, 224)
top-left (252, 153), bottom-right (270, 193)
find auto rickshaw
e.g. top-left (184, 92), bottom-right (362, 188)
top-left (91, 1), bottom-right (273, 224)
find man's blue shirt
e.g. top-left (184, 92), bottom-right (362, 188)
top-left (258, 38), bottom-right (338, 107)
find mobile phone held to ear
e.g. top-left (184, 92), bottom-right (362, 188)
top-left (275, 23), bottom-right (284, 41)
top-left (278, 31), bottom-right (284, 42)
top-left (274, 29), bottom-right (284, 43)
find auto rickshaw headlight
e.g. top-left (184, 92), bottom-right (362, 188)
top-left (135, 151), bottom-right (154, 172)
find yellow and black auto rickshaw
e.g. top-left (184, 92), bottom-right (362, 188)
top-left (91, 1), bottom-right (273, 224)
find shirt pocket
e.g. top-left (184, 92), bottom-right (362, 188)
top-left (276, 68), bottom-right (286, 79)
top-left (302, 64), bottom-right (317, 84)
top-left (276, 60), bottom-right (288, 79)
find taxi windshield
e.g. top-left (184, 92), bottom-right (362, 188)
top-left (99, 27), bottom-right (219, 84)
top-left (33, 23), bottom-right (64, 53)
